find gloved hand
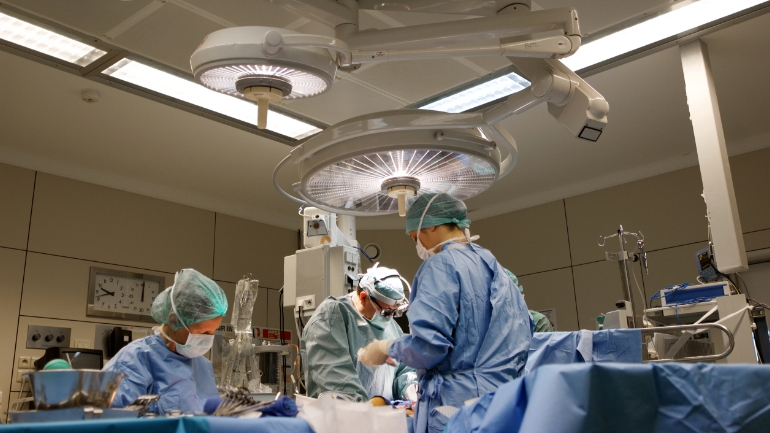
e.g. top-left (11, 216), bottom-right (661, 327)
top-left (358, 339), bottom-right (395, 366)
top-left (403, 383), bottom-right (418, 403)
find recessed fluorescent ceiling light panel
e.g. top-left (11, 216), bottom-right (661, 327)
top-left (562, 0), bottom-right (768, 71)
top-left (422, 0), bottom-right (766, 113)
top-left (0, 11), bottom-right (106, 66)
top-left (420, 72), bottom-right (530, 113)
top-left (103, 59), bottom-right (322, 140)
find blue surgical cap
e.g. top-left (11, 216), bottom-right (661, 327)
top-left (152, 269), bottom-right (228, 330)
top-left (504, 268), bottom-right (524, 293)
top-left (405, 193), bottom-right (471, 234)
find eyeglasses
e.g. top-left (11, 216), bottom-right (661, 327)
top-left (371, 297), bottom-right (407, 318)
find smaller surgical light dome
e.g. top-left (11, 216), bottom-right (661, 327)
top-left (191, 27), bottom-right (337, 128)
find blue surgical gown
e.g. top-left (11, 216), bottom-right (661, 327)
top-left (301, 294), bottom-right (417, 401)
top-left (103, 333), bottom-right (219, 414)
top-left (389, 242), bottom-right (533, 433)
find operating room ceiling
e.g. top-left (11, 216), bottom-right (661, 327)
top-left (0, 0), bottom-right (769, 230)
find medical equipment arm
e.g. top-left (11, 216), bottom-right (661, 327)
top-left (483, 56), bottom-right (609, 141)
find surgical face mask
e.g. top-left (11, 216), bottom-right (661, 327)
top-left (416, 236), bottom-right (468, 260)
top-left (160, 286), bottom-right (215, 358)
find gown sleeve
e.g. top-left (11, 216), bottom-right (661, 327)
top-left (103, 347), bottom-right (153, 409)
top-left (303, 302), bottom-right (370, 402)
top-left (388, 256), bottom-right (461, 369)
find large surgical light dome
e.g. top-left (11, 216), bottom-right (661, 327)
top-left (275, 110), bottom-right (517, 217)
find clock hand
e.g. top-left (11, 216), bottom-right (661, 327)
top-left (100, 288), bottom-right (115, 296)
top-left (141, 281), bottom-right (145, 303)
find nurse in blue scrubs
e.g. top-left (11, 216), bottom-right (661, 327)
top-left (104, 269), bottom-right (228, 414)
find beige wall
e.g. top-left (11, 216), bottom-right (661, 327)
top-left (357, 229), bottom-right (423, 282)
top-left (0, 164), bottom-right (298, 416)
top-left (1, 146), bottom-right (769, 413)
top-left (357, 147), bottom-right (770, 332)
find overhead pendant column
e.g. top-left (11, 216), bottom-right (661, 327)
top-left (680, 39), bottom-right (748, 273)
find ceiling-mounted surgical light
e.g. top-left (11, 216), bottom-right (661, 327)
top-left (274, 110), bottom-right (516, 216)
top-left (0, 11), bottom-right (106, 66)
top-left (191, 5), bottom-right (586, 130)
top-left (191, 27), bottom-right (339, 129)
top-left (262, 2), bottom-right (611, 215)
top-left (104, 58), bottom-right (321, 140)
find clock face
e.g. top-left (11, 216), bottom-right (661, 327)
top-left (93, 273), bottom-right (160, 316)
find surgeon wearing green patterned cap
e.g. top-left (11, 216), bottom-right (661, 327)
top-left (104, 268), bottom-right (228, 414)
top-left (504, 268), bottom-right (553, 333)
top-left (301, 264), bottom-right (418, 402)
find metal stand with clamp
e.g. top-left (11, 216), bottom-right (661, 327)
top-left (598, 225), bottom-right (649, 328)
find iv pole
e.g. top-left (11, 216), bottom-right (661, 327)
top-left (599, 225), bottom-right (648, 328)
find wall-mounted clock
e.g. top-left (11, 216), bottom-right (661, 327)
top-left (87, 267), bottom-right (166, 323)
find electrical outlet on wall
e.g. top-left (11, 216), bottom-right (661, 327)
top-left (16, 369), bottom-right (32, 383)
top-left (74, 339), bottom-right (92, 349)
top-left (296, 295), bottom-right (316, 311)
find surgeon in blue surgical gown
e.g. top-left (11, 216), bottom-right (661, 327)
top-left (104, 269), bottom-right (228, 414)
top-left (359, 193), bottom-right (533, 433)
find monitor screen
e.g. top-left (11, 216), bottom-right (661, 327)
top-left (62, 350), bottom-right (102, 370)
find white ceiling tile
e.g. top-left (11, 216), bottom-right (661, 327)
top-left (367, 10), bottom-right (472, 27)
top-left (279, 78), bottom-right (403, 125)
top-left (294, 18), bottom-right (335, 37)
top-left (112, 3), bottom-right (224, 73)
top-left (702, 12), bottom-right (770, 143)
top-left (536, 0), bottom-right (674, 36)
top-left (467, 45), bottom-right (696, 210)
top-left (2, 1), bottom-right (770, 227)
top-left (0, 50), bottom-right (301, 223)
top-left (5, 0), bottom-right (156, 36)
top-left (182, 0), bottom-right (300, 27)
top-left (463, 56), bottom-right (512, 74)
top-left (354, 58), bottom-right (479, 102)
top-left (359, 10), bottom-right (390, 30)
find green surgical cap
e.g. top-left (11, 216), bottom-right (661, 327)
top-left (405, 193), bottom-right (471, 234)
top-left (362, 266), bottom-right (405, 303)
top-left (152, 269), bottom-right (228, 330)
top-left (504, 268), bottom-right (524, 293)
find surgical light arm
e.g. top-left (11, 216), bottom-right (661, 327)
top-left (259, 3), bottom-right (606, 141)
top-left (482, 57), bottom-right (609, 141)
top-left (259, 8), bottom-right (582, 67)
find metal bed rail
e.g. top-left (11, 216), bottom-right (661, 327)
top-left (641, 323), bottom-right (734, 363)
